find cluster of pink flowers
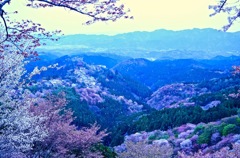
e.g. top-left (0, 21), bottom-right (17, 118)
top-left (147, 83), bottom-right (198, 110)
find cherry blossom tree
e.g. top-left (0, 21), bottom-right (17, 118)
top-left (29, 93), bottom-right (107, 158)
top-left (0, 45), bottom-right (48, 157)
top-left (233, 65), bottom-right (240, 75)
top-left (117, 140), bottom-right (173, 158)
top-left (0, 96), bottom-right (47, 158)
top-left (178, 143), bottom-right (240, 158)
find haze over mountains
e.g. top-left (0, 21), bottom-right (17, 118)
top-left (39, 28), bottom-right (240, 59)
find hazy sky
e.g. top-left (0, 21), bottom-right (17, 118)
top-left (4, 0), bottom-right (239, 35)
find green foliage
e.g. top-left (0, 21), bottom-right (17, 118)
top-left (215, 123), bottom-right (227, 135)
top-left (196, 125), bottom-right (223, 145)
top-left (157, 134), bottom-right (170, 140)
top-left (222, 98), bottom-right (240, 109)
top-left (53, 87), bottom-right (97, 127)
top-left (97, 97), bottom-right (129, 129)
top-left (148, 133), bottom-right (169, 142)
top-left (197, 76), bottom-right (240, 92)
top-left (115, 58), bottom-right (234, 91)
top-left (108, 112), bottom-right (147, 146)
top-left (97, 69), bottom-right (152, 101)
top-left (236, 117), bottom-right (240, 126)
top-left (197, 129), bottom-right (212, 144)
top-left (93, 144), bottom-right (117, 158)
top-left (191, 93), bottom-right (225, 106)
top-left (222, 117), bottom-right (239, 124)
top-left (27, 85), bottom-right (40, 93)
top-left (222, 124), bottom-right (237, 136)
top-left (109, 105), bottom-right (237, 146)
top-left (238, 109), bottom-right (240, 117)
top-left (130, 105), bottom-right (236, 133)
top-left (148, 135), bottom-right (158, 141)
top-left (194, 125), bottom-right (205, 134)
top-left (191, 85), bottom-right (240, 108)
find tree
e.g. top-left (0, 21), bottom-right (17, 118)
top-left (29, 94), bottom-right (107, 158)
top-left (232, 66), bottom-right (240, 75)
top-left (0, 45), bottom-right (48, 157)
top-left (117, 141), bottom-right (173, 158)
top-left (222, 124), bottom-right (237, 136)
top-left (0, 96), bottom-right (47, 158)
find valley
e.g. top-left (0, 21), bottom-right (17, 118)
top-left (25, 53), bottom-right (240, 156)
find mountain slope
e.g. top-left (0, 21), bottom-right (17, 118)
top-left (113, 57), bottom-right (240, 90)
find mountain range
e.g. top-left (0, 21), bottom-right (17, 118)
top-left (38, 28), bottom-right (240, 59)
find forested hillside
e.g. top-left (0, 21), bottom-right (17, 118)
top-left (25, 54), bottom-right (240, 152)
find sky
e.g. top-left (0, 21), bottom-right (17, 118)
top-left (3, 0), bottom-right (240, 35)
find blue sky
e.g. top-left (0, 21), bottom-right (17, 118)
top-left (4, 0), bottom-right (239, 35)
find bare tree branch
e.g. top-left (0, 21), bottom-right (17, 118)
top-left (218, 0), bottom-right (227, 12)
top-left (0, 0), bottom-right (11, 43)
top-left (0, 10), bottom-right (8, 44)
top-left (0, 0), bottom-right (11, 8)
top-left (36, 0), bottom-right (98, 19)
top-left (209, 0), bottom-right (240, 31)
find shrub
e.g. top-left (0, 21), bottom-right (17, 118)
top-left (94, 144), bottom-right (117, 158)
top-left (194, 125), bottom-right (205, 134)
top-left (148, 135), bottom-right (158, 141)
top-left (222, 124), bottom-right (237, 136)
top-left (214, 123), bottom-right (226, 135)
top-left (197, 129), bottom-right (212, 145)
top-left (236, 117), bottom-right (240, 126)
top-left (148, 133), bottom-right (169, 142)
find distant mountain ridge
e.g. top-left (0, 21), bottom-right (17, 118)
top-left (38, 28), bottom-right (240, 59)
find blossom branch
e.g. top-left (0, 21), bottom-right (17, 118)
top-left (209, 0), bottom-right (240, 31)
